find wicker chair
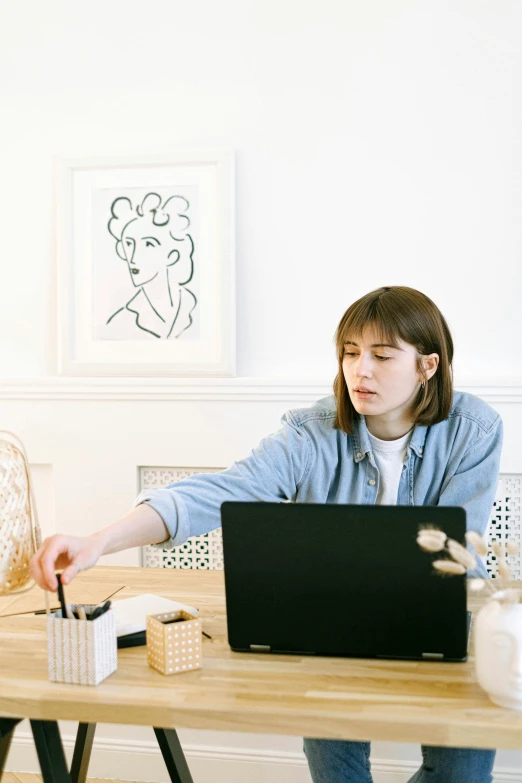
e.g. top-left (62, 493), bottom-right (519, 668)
top-left (0, 431), bottom-right (41, 595)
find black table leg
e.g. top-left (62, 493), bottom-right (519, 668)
top-left (30, 719), bottom-right (72, 783)
top-left (0, 718), bottom-right (21, 774)
top-left (70, 723), bottom-right (96, 783)
top-left (154, 727), bottom-right (194, 783)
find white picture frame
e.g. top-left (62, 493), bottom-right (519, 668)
top-left (55, 150), bottom-right (235, 377)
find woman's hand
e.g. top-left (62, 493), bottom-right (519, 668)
top-left (29, 504), bottom-right (170, 592)
top-left (29, 535), bottom-right (105, 591)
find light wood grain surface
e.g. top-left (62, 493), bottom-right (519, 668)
top-left (0, 577), bottom-right (126, 617)
top-left (1, 566), bottom-right (521, 750)
top-left (0, 774), bottom-right (120, 783)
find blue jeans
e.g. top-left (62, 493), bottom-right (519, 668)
top-left (303, 739), bottom-right (495, 782)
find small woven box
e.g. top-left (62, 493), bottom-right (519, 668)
top-left (147, 610), bottom-right (202, 675)
top-left (47, 605), bottom-right (118, 686)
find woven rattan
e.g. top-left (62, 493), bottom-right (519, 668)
top-left (0, 431), bottom-right (41, 594)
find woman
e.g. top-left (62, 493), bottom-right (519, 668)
top-left (30, 286), bottom-right (502, 783)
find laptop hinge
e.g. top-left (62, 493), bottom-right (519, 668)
top-left (422, 652), bottom-right (444, 660)
top-left (250, 644), bottom-right (271, 653)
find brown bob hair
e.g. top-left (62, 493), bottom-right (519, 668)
top-left (333, 286), bottom-right (454, 434)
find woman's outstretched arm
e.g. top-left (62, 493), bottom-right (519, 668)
top-left (30, 504), bottom-right (169, 591)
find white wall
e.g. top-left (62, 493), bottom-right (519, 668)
top-left (1, 0), bottom-right (521, 382)
top-left (1, 1), bottom-right (522, 781)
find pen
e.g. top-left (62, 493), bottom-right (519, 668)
top-left (56, 573), bottom-right (68, 619)
top-left (89, 600), bottom-right (111, 621)
top-left (77, 605), bottom-right (87, 621)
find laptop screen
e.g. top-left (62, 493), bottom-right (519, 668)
top-left (221, 503), bottom-right (468, 661)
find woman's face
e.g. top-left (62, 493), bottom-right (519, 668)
top-left (342, 325), bottom-right (437, 426)
top-left (121, 214), bottom-right (178, 287)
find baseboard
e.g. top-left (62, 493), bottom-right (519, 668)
top-left (5, 732), bottom-right (522, 783)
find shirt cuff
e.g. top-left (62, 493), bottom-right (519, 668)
top-left (133, 488), bottom-right (190, 549)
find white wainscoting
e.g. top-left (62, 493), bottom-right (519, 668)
top-left (6, 726), bottom-right (522, 782)
top-left (1, 377), bottom-right (522, 403)
top-left (2, 379), bottom-right (521, 782)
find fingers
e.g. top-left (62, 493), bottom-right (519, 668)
top-left (61, 542), bottom-right (103, 584)
top-left (30, 534), bottom-right (102, 592)
top-left (35, 547), bottom-right (60, 591)
top-left (29, 542), bottom-right (51, 591)
top-left (30, 535), bottom-right (73, 592)
top-left (61, 561), bottom-right (81, 585)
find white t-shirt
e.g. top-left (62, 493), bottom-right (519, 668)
top-left (367, 429), bottom-right (413, 505)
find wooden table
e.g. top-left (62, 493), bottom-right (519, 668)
top-left (1, 567), bottom-right (522, 783)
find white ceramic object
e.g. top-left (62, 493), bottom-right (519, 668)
top-left (475, 590), bottom-right (522, 710)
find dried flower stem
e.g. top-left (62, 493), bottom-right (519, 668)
top-left (465, 530), bottom-right (488, 556)
top-left (417, 524), bottom-right (520, 603)
top-left (497, 560), bottom-right (512, 582)
top-left (447, 539), bottom-right (477, 570)
top-left (417, 530), bottom-right (447, 553)
top-left (433, 559), bottom-right (467, 575)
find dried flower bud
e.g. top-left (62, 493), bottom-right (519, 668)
top-left (417, 530), bottom-right (447, 552)
top-left (468, 579), bottom-right (485, 592)
top-left (465, 531), bottom-right (488, 556)
top-left (491, 541), bottom-right (503, 557)
top-left (497, 560), bottom-right (512, 582)
top-left (433, 559), bottom-right (466, 575)
top-left (446, 539), bottom-right (477, 570)
top-left (506, 540), bottom-right (520, 557)
top-left (498, 588), bottom-right (520, 604)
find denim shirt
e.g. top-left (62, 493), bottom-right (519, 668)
top-left (136, 390), bottom-right (503, 577)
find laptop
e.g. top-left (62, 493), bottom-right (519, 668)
top-left (220, 503), bottom-right (470, 662)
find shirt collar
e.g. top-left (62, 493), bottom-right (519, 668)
top-left (125, 287), bottom-right (194, 339)
top-left (352, 415), bottom-right (428, 462)
top-left (126, 289), bottom-right (165, 338)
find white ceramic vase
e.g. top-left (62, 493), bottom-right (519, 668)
top-left (475, 590), bottom-right (522, 710)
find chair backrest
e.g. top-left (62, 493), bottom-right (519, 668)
top-left (0, 431), bottom-right (42, 594)
top-left (141, 468), bottom-right (521, 578)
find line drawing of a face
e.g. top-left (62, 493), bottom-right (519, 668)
top-left (120, 209), bottom-right (191, 288)
top-left (105, 192), bottom-right (197, 340)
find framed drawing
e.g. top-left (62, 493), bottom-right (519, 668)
top-left (56, 150), bottom-right (235, 376)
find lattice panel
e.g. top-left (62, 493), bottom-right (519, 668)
top-left (486, 474), bottom-right (521, 579)
top-left (141, 467), bottom-right (224, 570)
top-left (140, 469), bottom-right (521, 577)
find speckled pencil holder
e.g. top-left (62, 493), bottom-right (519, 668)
top-left (47, 605), bottom-right (118, 686)
top-left (146, 610), bottom-right (202, 675)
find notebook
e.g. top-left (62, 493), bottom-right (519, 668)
top-left (112, 593), bottom-right (199, 648)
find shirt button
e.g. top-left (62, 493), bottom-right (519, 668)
top-left (419, 447), bottom-right (423, 453)
top-left (368, 479), bottom-right (376, 486)
top-left (356, 452), bottom-right (363, 459)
